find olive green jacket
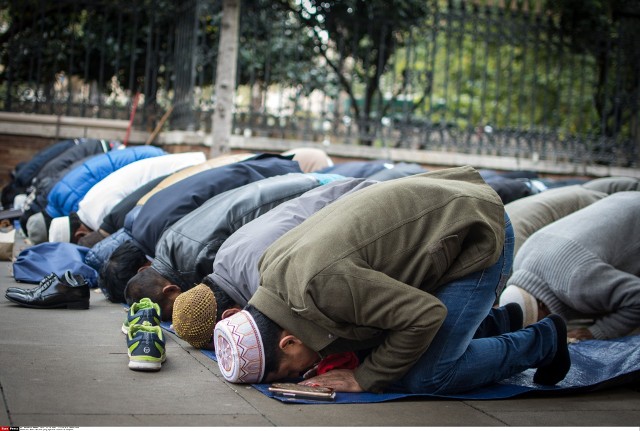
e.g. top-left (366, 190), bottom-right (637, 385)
top-left (250, 166), bottom-right (505, 392)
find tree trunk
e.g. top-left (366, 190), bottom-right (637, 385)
top-left (210, 0), bottom-right (241, 157)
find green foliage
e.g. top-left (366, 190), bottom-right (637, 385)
top-left (0, 0), bottom-right (636, 147)
top-left (367, 0), bottom-right (637, 142)
top-left (269, 0), bottom-right (434, 143)
top-left (0, 0), bottom-right (179, 94)
top-left (236, 0), bottom-right (321, 89)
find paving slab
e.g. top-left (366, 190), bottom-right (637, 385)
top-left (1, 231), bottom-right (639, 427)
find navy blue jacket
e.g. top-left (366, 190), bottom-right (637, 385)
top-left (131, 154), bottom-right (302, 257)
top-left (2, 139), bottom-right (77, 207)
top-left (317, 159), bottom-right (391, 178)
top-left (367, 162), bottom-right (427, 181)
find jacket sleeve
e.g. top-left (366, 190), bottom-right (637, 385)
top-left (578, 260), bottom-right (640, 340)
top-left (84, 228), bottom-right (133, 271)
top-left (308, 259), bottom-right (447, 392)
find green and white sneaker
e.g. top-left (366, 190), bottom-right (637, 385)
top-left (127, 323), bottom-right (166, 371)
top-left (122, 298), bottom-right (161, 334)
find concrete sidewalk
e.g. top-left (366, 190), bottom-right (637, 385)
top-left (1, 233), bottom-right (639, 427)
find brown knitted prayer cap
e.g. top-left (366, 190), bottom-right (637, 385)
top-left (172, 283), bottom-right (217, 349)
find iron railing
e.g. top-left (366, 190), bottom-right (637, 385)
top-left (0, 0), bottom-right (638, 167)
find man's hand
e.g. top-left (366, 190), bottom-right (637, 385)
top-left (300, 369), bottom-right (364, 392)
top-left (567, 327), bottom-right (594, 340)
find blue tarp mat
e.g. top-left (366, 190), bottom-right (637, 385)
top-left (160, 321), bottom-right (640, 404)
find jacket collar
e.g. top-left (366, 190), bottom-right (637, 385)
top-left (249, 287), bottom-right (336, 352)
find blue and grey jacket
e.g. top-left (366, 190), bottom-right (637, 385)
top-left (84, 206), bottom-right (140, 272)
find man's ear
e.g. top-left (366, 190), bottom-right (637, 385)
top-left (278, 333), bottom-right (303, 351)
top-left (162, 284), bottom-right (181, 297)
top-left (137, 264), bottom-right (150, 273)
top-left (72, 222), bottom-right (93, 244)
top-left (72, 229), bottom-right (88, 243)
top-left (221, 307), bottom-right (242, 320)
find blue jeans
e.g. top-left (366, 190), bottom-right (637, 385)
top-left (391, 213), bottom-right (559, 394)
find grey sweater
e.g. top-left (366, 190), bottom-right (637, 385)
top-left (508, 191), bottom-right (640, 339)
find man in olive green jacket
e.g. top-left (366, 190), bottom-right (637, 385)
top-left (214, 166), bottom-right (570, 395)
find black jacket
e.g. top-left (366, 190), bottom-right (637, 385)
top-left (152, 172), bottom-right (325, 291)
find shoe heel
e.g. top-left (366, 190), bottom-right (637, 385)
top-left (67, 301), bottom-right (90, 310)
top-left (129, 359), bottom-right (162, 371)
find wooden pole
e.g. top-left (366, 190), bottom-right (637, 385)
top-left (123, 92), bottom-right (141, 146)
top-left (145, 105), bottom-right (174, 145)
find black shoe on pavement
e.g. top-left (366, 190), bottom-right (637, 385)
top-left (6, 272), bottom-right (58, 295)
top-left (5, 271), bottom-right (90, 309)
top-left (533, 314), bottom-right (571, 386)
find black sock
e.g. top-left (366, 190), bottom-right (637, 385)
top-left (504, 302), bottom-right (523, 332)
top-left (533, 314), bottom-right (571, 385)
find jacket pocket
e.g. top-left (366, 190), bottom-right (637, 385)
top-left (421, 235), bottom-right (462, 291)
top-left (426, 235), bottom-right (461, 276)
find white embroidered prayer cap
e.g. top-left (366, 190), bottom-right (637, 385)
top-left (214, 310), bottom-right (265, 383)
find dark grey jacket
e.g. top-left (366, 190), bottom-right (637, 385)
top-left (33, 139), bottom-right (111, 205)
top-left (152, 173), bottom-right (332, 291)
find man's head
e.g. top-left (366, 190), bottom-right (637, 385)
top-left (171, 276), bottom-right (242, 349)
top-left (48, 212), bottom-right (92, 244)
top-left (26, 212), bottom-right (51, 244)
top-left (78, 229), bottom-right (108, 248)
top-left (124, 266), bottom-right (180, 321)
top-left (99, 241), bottom-right (149, 303)
top-left (282, 147), bottom-right (334, 173)
top-left (213, 304), bottom-right (319, 383)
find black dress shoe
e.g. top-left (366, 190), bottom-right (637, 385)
top-left (5, 271), bottom-right (90, 309)
top-left (6, 273), bottom-right (58, 295)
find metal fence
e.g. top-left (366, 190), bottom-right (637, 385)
top-left (0, 0), bottom-right (638, 167)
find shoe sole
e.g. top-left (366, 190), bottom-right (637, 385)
top-left (4, 296), bottom-right (89, 310)
top-left (128, 356), bottom-right (166, 371)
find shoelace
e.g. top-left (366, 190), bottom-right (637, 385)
top-left (29, 273), bottom-right (58, 294)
